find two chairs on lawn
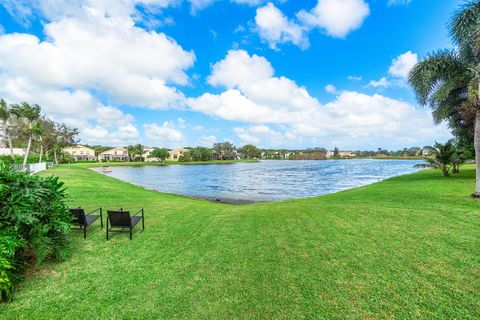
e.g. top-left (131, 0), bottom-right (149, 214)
top-left (69, 207), bottom-right (144, 240)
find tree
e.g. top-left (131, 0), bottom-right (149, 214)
top-left (188, 147), bottom-right (212, 161)
top-left (53, 123), bottom-right (78, 164)
top-left (238, 144), bottom-right (261, 159)
top-left (151, 148), bottom-right (170, 162)
top-left (127, 144), bottom-right (144, 162)
top-left (409, 2), bottom-right (480, 195)
top-left (212, 142), bottom-right (236, 160)
top-left (0, 99), bottom-right (14, 159)
top-left (11, 102), bottom-right (41, 170)
top-left (333, 147), bottom-right (339, 158)
top-left (417, 140), bottom-right (456, 176)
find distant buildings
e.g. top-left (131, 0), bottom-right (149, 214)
top-left (98, 147), bottom-right (129, 162)
top-left (168, 148), bottom-right (188, 161)
top-left (325, 150), bottom-right (356, 159)
top-left (63, 145), bottom-right (96, 161)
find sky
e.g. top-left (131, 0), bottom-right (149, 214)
top-left (0, 0), bottom-right (464, 150)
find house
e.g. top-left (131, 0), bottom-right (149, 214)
top-left (168, 148), bottom-right (188, 161)
top-left (98, 147), bottom-right (129, 162)
top-left (142, 147), bottom-right (161, 162)
top-left (325, 150), bottom-right (335, 159)
top-left (338, 151), bottom-right (356, 158)
top-left (63, 145), bottom-right (96, 161)
top-left (0, 148), bottom-right (26, 156)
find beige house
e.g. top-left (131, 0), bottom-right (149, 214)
top-left (168, 148), bottom-right (188, 161)
top-left (98, 147), bottom-right (129, 162)
top-left (142, 147), bottom-right (160, 162)
top-left (63, 145), bottom-right (96, 161)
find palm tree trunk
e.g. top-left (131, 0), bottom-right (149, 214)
top-left (22, 134), bottom-right (32, 171)
top-left (7, 132), bottom-right (14, 160)
top-left (474, 108), bottom-right (480, 196)
top-left (39, 143), bottom-right (43, 163)
top-left (54, 147), bottom-right (58, 165)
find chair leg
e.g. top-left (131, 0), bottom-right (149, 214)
top-left (84, 224), bottom-right (87, 239)
top-left (106, 218), bottom-right (109, 240)
top-left (130, 227), bottom-right (132, 240)
top-left (100, 208), bottom-right (104, 229)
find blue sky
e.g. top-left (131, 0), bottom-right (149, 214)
top-left (0, 0), bottom-right (463, 150)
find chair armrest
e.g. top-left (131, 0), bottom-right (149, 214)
top-left (132, 208), bottom-right (144, 217)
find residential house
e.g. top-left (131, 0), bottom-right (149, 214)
top-left (338, 151), bottom-right (356, 158)
top-left (98, 147), bottom-right (129, 162)
top-left (0, 148), bottom-right (26, 156)
top-left (63, 145), bottom-right (96, 161)
top-left (142, 147), bottom-right (161, 162)
top-left (325, 150), bottom-right (335, 159)
top-left (168, 148), bottom-right (188, 161)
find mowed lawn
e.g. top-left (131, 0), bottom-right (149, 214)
top-left (2, 165), bottom-right (480, 319)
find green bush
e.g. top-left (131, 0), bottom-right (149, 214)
top-left (0, 155), bottom-right (44, 165)
top-left (0, 162), bottom-right (71, 301)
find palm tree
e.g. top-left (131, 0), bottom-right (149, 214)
top-left (0, 99), bottom-right (15, 159)
top-left (416, 140), bottom-right (457, 176)
top-left (409, 1), bottom-right (480, 196)
top-left (11, 102), bottom-right (41, 170)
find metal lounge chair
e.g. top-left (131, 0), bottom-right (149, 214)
top-left (69, 207), bottom-right (103, 238)
top-left (106, 208), bottom-right (145, 240)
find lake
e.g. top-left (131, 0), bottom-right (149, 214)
top-left (94, 159), bottom-right (423, 202)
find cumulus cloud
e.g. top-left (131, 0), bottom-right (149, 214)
top-left (388, 51), bottom-right (418, 79)
top-left (253, 0), bottom-right (369, 49)
top-left (368, 77), bottom-right (390, 88)
top-left (325, 84), bottom-right (338, 94)
top-left (297, 0), bottom-right (370, 38)
top-left (0, 0), bottom-right (197, 145)
top-left (189, 49), bottom-right (449, 149)
top-left (144, 121), bottom-right (185, 147)
top-left (348, 75), bottom-right (362, 81)
top-left (254, 3), bottom-right (308, 50)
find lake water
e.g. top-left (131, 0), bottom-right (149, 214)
top-left (94, 159), bottom-right (423, 202)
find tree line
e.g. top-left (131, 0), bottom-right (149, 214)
top-left (0, 100), bottom-right (78, 168)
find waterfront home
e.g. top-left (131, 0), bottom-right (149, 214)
top-left (168, 148), bottom-right (188, 161)
top-left (326, 150), bottom-right (335, 159)
top-left (63, 145), bottom-right (96, 161)
top-left (339, 151), bottom-right (356, 158)
top-left (143, 147), bottom-right (161, 162)
top-left (0, 147), bottom-right (26, 156)
top-left (98, 147), bottom-right (129, 162)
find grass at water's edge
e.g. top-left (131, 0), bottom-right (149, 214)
top-left (1, 165), bottom-right (479, 319)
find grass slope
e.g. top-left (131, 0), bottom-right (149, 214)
top-left (2, 165), bottom-right (479, 319)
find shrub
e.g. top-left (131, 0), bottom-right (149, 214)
top-left (0, 162), bottom-right (71, 301)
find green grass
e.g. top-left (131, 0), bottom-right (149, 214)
top-left (2, 165), bottom-right (479, 319)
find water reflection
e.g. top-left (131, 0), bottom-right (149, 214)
top-left (93, 159), bottom-right (423, 202)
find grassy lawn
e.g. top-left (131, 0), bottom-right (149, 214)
top-left (2, 164), bottom-right (479, 319)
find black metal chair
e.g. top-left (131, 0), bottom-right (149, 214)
top-left (106, 208), bottom-right (145, 240)
top-left (69, 207), bottom-right (103, 238)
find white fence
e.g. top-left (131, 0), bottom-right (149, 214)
top-left (12, 162), bottom-right (52, 175)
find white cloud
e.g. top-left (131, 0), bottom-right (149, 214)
top-left (0, 1), bottom-right (196, 146)
top-left (387, 0), bottom-right (412, 6)
top-left (254, 2), bottom-right (308, 50)
top-left (297, 0), bottom-right (370, 38)
top-left (144, 122), bottom-right (185, 147)
top-left (196, 135), bottom-right (217, 146)
top-left (189, 50), bottom-right (450, 149)
top-left (388, 51), bottom-right (418, 79)
top-left (348, 75), bottom-right (362, 81)
top-left (325, 84), bottom-right (337, 94)
top-left (368, 77), bottom-right (390, 88)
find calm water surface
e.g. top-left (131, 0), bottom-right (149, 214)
top-left (94, 159), bottom-right (423, 202)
